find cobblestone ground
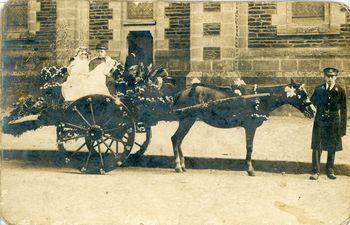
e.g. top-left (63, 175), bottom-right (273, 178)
top-left (1, 116), bottom-right (350, 225)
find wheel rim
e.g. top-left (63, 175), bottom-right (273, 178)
top-left (57, 95), bottom-right (135, 172)
top-left (128, 126), bottom-right (152, 162)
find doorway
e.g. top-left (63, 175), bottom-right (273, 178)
top-left (127, 31), bottom-right (153, 66)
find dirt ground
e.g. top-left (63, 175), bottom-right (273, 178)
top-left (1, 116), bottom-right (350, 225)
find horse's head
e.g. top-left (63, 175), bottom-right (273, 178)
top-left (284, 79), bottom-right (315, 119)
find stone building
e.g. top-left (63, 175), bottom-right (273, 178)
top-left (1, 0), bottom-right (350, 111)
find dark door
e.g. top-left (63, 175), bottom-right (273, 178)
top-left (127, 31), bottom-right (153, 66)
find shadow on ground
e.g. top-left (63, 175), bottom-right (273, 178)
top-left (2, 149), bottom-right (350, 176)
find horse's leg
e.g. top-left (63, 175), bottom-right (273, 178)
top-left (244, 127), bottom-right (257, 176)
top-left (171, 118), bottom-right (196, 173)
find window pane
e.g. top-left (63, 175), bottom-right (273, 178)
top-left (6, 2), bottom-right (28, 28)
top-left (127, 2), bottom-right (153, 19)
top-left (292, 3), bottom-right (325, 19)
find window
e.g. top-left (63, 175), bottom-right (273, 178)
top-left (127, 2), bottom-right (153, 20)
top-left (272, 2), bottom-right (345, 35)
top-left (5, 0), bottom-right (28, 31)
top-left (292, 3), bottom-right (325, 21)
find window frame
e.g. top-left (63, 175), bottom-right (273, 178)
top-left (273, 2), bottom-right (342, 36)
top-left (4, 1), bottom-right (28, 33)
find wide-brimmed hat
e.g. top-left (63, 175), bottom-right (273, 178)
top-left (323, 67), bottom-right (339, 76)
top-left (96, 43), bottom-right (107, 50)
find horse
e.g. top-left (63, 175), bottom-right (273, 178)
top-left (171, 79), bottom-right (315, 176)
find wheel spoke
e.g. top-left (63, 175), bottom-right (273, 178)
top-left (102, 139), bottom-right (118, 159)
top-left (61, 134), bottom-right (86, 142)
top-left (97, 142), bottom-right (105, 168)
top-left (102, 117), bottom-right (114, 129)
top-left (103, 134), bottom-right (125, 145)
top-left (89, 101), bottom-right (96, 125)
top-left (104, 126), bottom-right (124, 133)
top-left (84, 147), bottom-right (93, 168)
top-left (73, 106), bottom-right (91, 127)
top-left (64, 122), bottom-right (87, 131)
top-left (70, 142), bottom-right (87, 157)
top-left (135, 142), bottom-right (142, 147)
top-left (93, 137), bottom-right (108, 148)
top-left (104, 139), bottom-right (114, 154)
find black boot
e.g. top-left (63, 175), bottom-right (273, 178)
top-left (310, 149), bottom-right (321, 180)
top-left (326, 152), bottom-right (336, 180)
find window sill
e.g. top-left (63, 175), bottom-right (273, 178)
top-left (276, 25), bottom-right (340, 36)
top-left (3, 30), bottom-right (36, 40)
top-left (123, 20), bottom-right (156, 26)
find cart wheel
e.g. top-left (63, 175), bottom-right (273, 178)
top-left (57, 95), bottom-right (136, 173)
top-left (128, 126), bottom-right (152, 163)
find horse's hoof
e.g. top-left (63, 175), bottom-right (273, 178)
top-left (181, 167), bottom-right (187, 172)
top-left (175, 167), bottom-right (183, 173)
top-left (247, 170), bottom-right (256, 176)
top-left (100, 168), bottom-right (106, 175)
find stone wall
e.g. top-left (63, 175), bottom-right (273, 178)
top-left (248, 2), bottom-right (350, 48)
top-left (89, 0), bottom-right (113, 50)
top-left (2, 0), bottom-right (57, 107)
top-left (162, 2), bottom-right (190, 81)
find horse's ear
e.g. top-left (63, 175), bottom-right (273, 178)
top-left (290, 78), bottom-right (297, 87)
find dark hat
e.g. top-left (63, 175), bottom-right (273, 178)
top-left (323, 67), bottom-right (339, 76)
top-left (96, 43), bottom-right (107, 50)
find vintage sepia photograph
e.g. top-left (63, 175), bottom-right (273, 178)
top-left (0, 0), bottom-right (349, 224)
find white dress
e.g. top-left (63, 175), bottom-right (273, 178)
top-left (61, 58), bottom-right (90, 102)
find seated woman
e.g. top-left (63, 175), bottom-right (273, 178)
top-left (61, 47), bottom-right (90, 101)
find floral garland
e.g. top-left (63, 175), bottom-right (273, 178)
top-left (39, 66), bottom-right (68, 90)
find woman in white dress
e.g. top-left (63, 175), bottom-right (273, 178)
top-left (61, 47), bottom-right (90, 101)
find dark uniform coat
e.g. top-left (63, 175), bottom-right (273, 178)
top-left (311, 83), bottom-right (347, 152)
top-left (124, 53), bottom-right (139, 71)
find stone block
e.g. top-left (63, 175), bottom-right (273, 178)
top-left (253, 60), bottom-right (279, 71)
top-left (212, 60), bottom-right (234, 71)
top-left (203, 23), bottom-right (221, 36)
top-left (298, 60), bottom-right (320, 72)
top-left (281, 60), bottom-right (297, 71)
top-left (155, 40), bottom-right (169, 50)
top-left (343, 60), bottom-right (350, 71)
top-left (238, 60), bottom-right (252, 71)
top-left (320, 59), bottom-right (343, 70)
top-left (221, 48), bottom-right (235, 59)
top-left (221, 2), bottom-right (235, 11)
top-left (203, 2), bottom-right (221, 12)
top-left (203, 47), bottom-right (221, 60)
top-left (191, 61), bottom-right (211, 72)
top-left (191, 48), bottom-right (202, 60)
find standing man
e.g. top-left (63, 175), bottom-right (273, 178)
top-left (124, 49), bottom-right (139, 72)
top-left (310, 67), bottom-right (347, 180)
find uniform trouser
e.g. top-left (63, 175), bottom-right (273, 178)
top-left (311, 150), bottom-right (335, 174)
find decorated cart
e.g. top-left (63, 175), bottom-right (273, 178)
top-left (2, 64), bottom-right (269, 174)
